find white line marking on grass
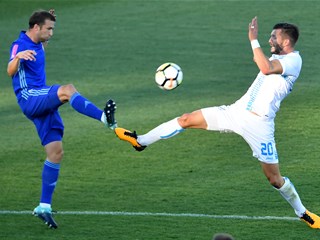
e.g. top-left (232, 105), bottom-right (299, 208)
top-left (0, 210), bottom-right (299, 221)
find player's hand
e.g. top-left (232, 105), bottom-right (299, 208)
top-left (16, 50), bottom-right (37, 61)
top-left (248, 16), bottom-right (258, 41)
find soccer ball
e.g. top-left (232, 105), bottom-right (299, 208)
top-left (155, 62), bottom-right (183, 90)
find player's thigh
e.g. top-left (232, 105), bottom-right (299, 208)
top-left (201, 105), bottom-right (238, 132)
top-left (33, 110), bottom-right (64, 146)
top-left (20, 85), bottom-right (62, 118)
top-left (242, 116), bottom-right (278, 164)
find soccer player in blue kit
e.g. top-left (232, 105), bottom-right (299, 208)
top-left (115, 17), bottom-right (320, 229)
top-left (7, 9), bottom-right (117, 229)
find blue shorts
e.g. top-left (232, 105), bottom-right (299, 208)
top-left (18, 85), bottom-right (64, 146)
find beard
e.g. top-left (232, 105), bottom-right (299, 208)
top-left (270, 43), bottom-right (283, 54)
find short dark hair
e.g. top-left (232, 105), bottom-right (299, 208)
top-left (212, 233), bottom-right (235, 240)
top-left (29, 10), bottom-right (56, 29)
top-left (273, 22), bottom-right (299, 46)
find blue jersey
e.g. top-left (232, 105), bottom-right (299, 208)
top-left (9, 31), bottom-right (47, 100)
top-left (9, 31), bottom-right (64, 146)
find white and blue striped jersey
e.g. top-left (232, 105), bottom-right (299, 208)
top-left (236, 51), bottom-right (302, 118)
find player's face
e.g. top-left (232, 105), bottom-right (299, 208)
top-left (38, 19), bottom-right (55, 42)
top-left (268, 29), bottom-right (284, 54)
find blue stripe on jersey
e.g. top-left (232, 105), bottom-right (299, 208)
top-left (21, 89), bottom-right (28, 100)
top-left (18, 64), bottom-right (27, 89)
top-left (28, 88), bottom-right (50, 96)
top-left (246, 75), bottom-right (264, 111)
top-left (21, 88), bottom-right (50, 100)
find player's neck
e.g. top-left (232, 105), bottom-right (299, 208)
top-left (279, 46), bottom-right (295, 55)
top-left (26, 30), bottom-right (40, 44)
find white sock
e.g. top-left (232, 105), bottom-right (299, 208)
top-left (137, 117), bottom-right (184, 146)
top-left (277, 177), bottom-right (306, 217)
top-left (39, 203), bottom-right (51, 209)
top-left (101, 112), bottom-right (106, 124)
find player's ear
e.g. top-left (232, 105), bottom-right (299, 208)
top-left (34, 24), bottom-right (41, 31)
top-left (283, 38), bottom-right (291, 47)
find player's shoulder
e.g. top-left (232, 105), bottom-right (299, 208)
top-left (288, 50), bottom-right (300, 57)
top-left (275, 51), bottom-right (301, 63)
top-left (11, 32), bottom-right (31, 51)
top-left (286, 51), bottom-right (302, 63)
top-left (10, 39), bottom-right (27, 53)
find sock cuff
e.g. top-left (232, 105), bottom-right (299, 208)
top-left (101, 112), bottom-right (106, 123)
top-left (39, 203), bottom-right (52, 209)
top-left (174, 117), bottom-right (184, 130)
top-left (280, 177), bottom-right (290, 190)
top-left (44, 160), bottom-right (60, 170)
top-left (70, 92), bottom-right (80, 105)
top-left (275, 177), bottom-right (290, 191)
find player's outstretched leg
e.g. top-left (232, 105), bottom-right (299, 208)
top-left (114, 127), bottom-right (146, 151)
top-left (300, 210), bottom-right (320, 229)
top-left (33, 205), bottom-right (58, 229)
top-left (104, 99), bottom-right (117, 130)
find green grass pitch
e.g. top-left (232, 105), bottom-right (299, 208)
top-left (1, 0), bottom-right (320, 239)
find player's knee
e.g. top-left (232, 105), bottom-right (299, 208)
top-left (55, 149), bottom-right (64, 163)
top-left (64, 84), bottom-right (77, 95)
top-left (48, 148), bottom-right (64, 163)
top-left (178, 113), bottom-right (191, 128)
top-left (58, 84), bottom-right (78, 101)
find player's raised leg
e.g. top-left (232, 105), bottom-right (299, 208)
top-left (115, 110), bottom-right (207, 151)
top-left (115, 117), bottom-right (183, 151)
top-left (58, 84), bottom-right (117, 129)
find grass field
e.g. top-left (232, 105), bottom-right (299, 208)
top-left (1, 0), bottom-right (320, 239)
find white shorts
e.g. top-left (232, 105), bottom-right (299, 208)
top-left (201, 104), bottom-right (278, 164)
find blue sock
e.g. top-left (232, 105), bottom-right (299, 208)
top-left (70, 92), bottom-right (103, 122)
top-left (40, 160), bottom-right (60, 205)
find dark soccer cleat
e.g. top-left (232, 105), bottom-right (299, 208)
top-left (33, 206), bottom-right (58, 229)
top-left (104, 99), bottom-right (117, 130)
top-left (300, 210), bottom-right (320, 229)
top-left (114, 127), bottom-right (146, 152)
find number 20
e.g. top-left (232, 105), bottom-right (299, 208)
top-left (261, 142), bottom-right (273, 156)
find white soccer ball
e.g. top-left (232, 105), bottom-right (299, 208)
top-left (155, 62), bottom-right (183, 90)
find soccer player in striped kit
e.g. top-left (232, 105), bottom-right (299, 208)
top-left (7, 9), bottom-right (117, 229)
top-left (115, 16), bottom-right (320, 229)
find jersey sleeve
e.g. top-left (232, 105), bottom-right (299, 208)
top-left (9, 43), bottom-right (19, 61)
top-left (9, 41), bottom-right (27, 62)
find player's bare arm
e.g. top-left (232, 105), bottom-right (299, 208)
top-left (248, 16), bottom-right (283, 75)
top-left (7, 50), bottom-right (37, 76)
